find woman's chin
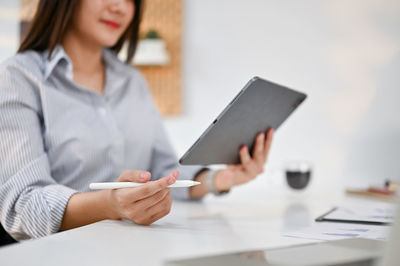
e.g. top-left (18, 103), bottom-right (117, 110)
top-left (97, 36), bottom-right (122, 48)
top-left (102, 41), bottom-right (120, 48)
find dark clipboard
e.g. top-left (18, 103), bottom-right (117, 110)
top-left (315, 207), bottom-right (391, 226)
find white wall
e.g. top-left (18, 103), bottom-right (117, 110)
top-left (0, 1), bottom-right (19, 61)
top-left (164, 0), bottom-right (400, 189)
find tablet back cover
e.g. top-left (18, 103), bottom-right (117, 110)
top-left (179, 77), bottom-right (306, 165)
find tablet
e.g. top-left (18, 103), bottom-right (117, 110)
top-left (179, 77), bottom-right (307, 165)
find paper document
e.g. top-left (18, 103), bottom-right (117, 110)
top-left (284, 222), bottom-right (390, 241)
top-left (316, 202), bottom-right (396, 225)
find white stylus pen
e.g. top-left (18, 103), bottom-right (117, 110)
top-left (89, 180), bottom-right (201, 190)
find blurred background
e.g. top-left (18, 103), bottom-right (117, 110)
top-left (1, 0), bottom-right (399, 193)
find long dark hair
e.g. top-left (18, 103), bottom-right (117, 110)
top-left (18, 0), bottom-right (143, 63)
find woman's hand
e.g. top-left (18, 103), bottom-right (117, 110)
top-left (108, 170), bottom-right (178, 225)
top-left (214, 128), bottom-right (274, 192)
top-left (60, 170), bottom-right (178, 231)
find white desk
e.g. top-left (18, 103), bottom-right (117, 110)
top-left (0, 174), bottom-right (370, 266)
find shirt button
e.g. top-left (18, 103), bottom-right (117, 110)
top-left (98, 108), bottom-right (107, 116)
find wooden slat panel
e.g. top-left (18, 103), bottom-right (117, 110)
top-left (137, 0), bottom-right (182, 116)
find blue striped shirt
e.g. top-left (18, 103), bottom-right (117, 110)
top-left (0, 45), bottom-right (202, 240)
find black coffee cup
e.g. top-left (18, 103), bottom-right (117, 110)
top-left (285, 162), bottom-right (312, 190)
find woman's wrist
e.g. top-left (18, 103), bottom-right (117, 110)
top-left (213, 170), bottom-right (235, 192)
top-left (103, 189), bottom-right (121, 220)
top-left (189, 169), bottom-right (233, 199)
top-left (213, 170), bottom-right (225, 191)
top-left (60, 190), bottom-right (120, 231)
top-left (189, 170), bottom-right (210, 198)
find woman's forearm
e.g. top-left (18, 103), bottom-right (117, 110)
top-left (60, 190), bottom-right (118, 231)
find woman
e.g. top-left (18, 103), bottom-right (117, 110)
top-left (0, 0), bottom-right (273, 241)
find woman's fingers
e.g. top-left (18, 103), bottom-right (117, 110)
top-left (240, 132), bottom-right (266, 175)
top-left (135, 188), bottom-right (170, 210)
top-left (252, 132), bottom-right (265, 165)
top-left (127, 171), bottom-right (177, 200)
top-left (239, 146), bottom-right (251, 164)
top-left (127, 188), bottom-right (172, 225)
top-left (239, 146), bottom-right (259, 177)
top-left (263, 128), bottom-right (274, 159)
top-left (112, 173), bottom-right (176, 224)
top-left (110, 170), bottom-right (179, 225)
top-left (146, 191), bottom-right (173, 224)
top-left (117, 170), bottom-right (151, 183)
top-left (237, 129), bottom-right (273, 181)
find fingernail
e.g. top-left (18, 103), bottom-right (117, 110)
top-left (260, 133), bottom-right (265, 139)
top-left (172, 171), bottom-right (178, 178)
top-left (139, 172), bottom-right (147, 181)
top-left (167, 176), bottom-right (175, 185)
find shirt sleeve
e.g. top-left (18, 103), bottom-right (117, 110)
top-left (0, 63), bottom-right (77, 240)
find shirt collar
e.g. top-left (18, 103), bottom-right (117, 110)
top-left (42, 45), bottom-right (122, 82)
top-left (43, 45), bottom-right (73, 81)
top-left (102, 48), bottom-right (118, 72)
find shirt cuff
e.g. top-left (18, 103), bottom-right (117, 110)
top-left (42, 184), bottom-right (78, 234)
top-left (16, 184), bottom-right (77, 240)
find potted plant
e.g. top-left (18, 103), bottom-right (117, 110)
top-left (132, 29), bottom-right (170, 65)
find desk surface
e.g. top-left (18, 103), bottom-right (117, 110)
top-left (0, 174), bottom-right (375, 266)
